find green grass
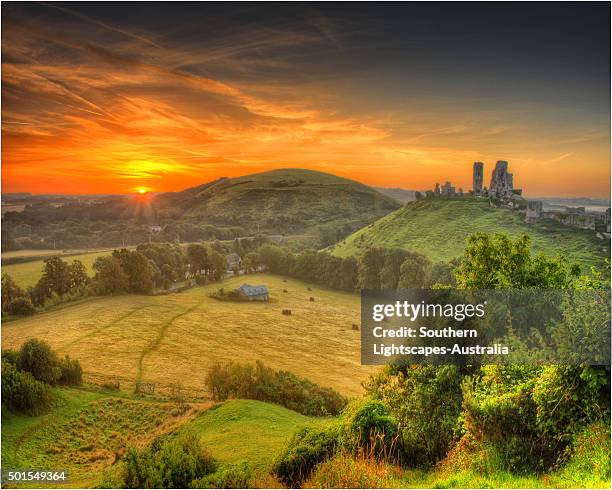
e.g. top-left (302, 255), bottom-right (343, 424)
top-left (2, 273), bottom-right (373, 397)
top-left (330, 198), bottom-right (609, 271)
top-left (1, 387), bottom-right (204, 488)
top-left (180, 399), bottom-right (330, 471)
top-left (2, 251), bottom-right (111, 288)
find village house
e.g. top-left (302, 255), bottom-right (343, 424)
top-left (235, 284), bottom-right (269, 301)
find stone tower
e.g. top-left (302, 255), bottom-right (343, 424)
top-left (473, 162), bottom-right (484, 195)
top-left (490, 160), bottom-right (513, 198)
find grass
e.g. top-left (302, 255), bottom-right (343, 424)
top-left (1, 387), bottom-right (207, 488)
top-left (330, 198), bottom-right (609, 271)
top-left (2, 251), bottom-right (112, 288)
top-left (1, 273), bottom-right (373, 397)
top-left (180, 399), bottom-right (330, 471)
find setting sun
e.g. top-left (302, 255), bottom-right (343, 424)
top-left (137, 189), bottom-right (147, 195)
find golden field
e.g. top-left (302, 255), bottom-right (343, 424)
top-left (1, 274), bottom-right (374, 397)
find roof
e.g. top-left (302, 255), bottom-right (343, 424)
top-left (236, 284), bottom-right (268, 296)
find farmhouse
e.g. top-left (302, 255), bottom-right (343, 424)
top-left (235, 284), bottom-right (269, 301)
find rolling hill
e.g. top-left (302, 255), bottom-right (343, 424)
top-left (153, 168), bottom-right (400, 234)
top-left (2, 169), bottom-right (400, 251)
top-left (330, 198), bottom-right (610, 270)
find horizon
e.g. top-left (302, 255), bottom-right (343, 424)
top-left (2, 3), bottom-right (610, 197)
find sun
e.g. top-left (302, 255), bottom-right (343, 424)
top-left (137, 188), bottom-right (147, 195)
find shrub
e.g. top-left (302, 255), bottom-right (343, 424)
top-left (303, 452), bottom-right (402, 489)
top-left (274, 425), bottom-right (341, 487)
top-left (121, 434), bottom-right (217, 488)
top-left (58, 355), bottom-right (83, 386)
top-left (205, 361), bottom-right (347, 416)
top-left (364, 364), bottom-right (463, 467)
top-left (18, 338), bottom-right (61, 384)
top-left (460, 364), bottom-right (609, 473)
top-left (1, 360), bottom-right (54, 415)
top-left (339, 398), bottom-right (398, 458)
top-left (7, 297), bottom-right (35, 316)
top-left (2, 349), bottom-right (20, 366)
top-left (193, 463), bottom-right (252, 488)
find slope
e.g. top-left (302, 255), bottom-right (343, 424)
top-left (330, 198), bottom-right (609, 270)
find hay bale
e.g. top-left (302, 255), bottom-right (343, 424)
top-left (352, 324), bottom-right (359, 331)
top-left (283, 289), bottom-right (288, 293)
top-left (282, 309), bottom-right (292, 316)
top-left (307, 287), bottom-right (312, 291)
top-left (309, 297), bottom-right (315, 302)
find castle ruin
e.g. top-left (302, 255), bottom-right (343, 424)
top-left (473, 162), bottom-right (484, 195)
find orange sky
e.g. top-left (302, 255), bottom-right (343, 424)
top-left (2, 4), bottom-right (610, 198)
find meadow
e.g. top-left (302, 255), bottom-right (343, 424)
top-left (1, 274), bottom-right (373, 397)
top-left (331, 198), bottom-right (609, 270)
top-left (2, 250), bottom-right (112, 288)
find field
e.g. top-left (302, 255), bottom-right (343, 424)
top-left (1, 274), bottom-right (373, 397)
top-left (330, 198), bottom-right (609, 270)
top-left (2, 251), bottom-right (112, 288)
top-left (4, 387), bottom-right (608, 489)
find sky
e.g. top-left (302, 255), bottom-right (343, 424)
top-left (2, 2), bottom-right (610, 197)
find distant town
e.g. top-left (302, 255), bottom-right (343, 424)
top-left (428, 160), bottom-right (611, 239)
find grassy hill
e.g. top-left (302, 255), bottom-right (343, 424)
top-left (1, 274), bottom-right (372, 397)
top-left (330, 198), bottom-right (609, 270)
top-left (154, 168), bottom-right (400, 235)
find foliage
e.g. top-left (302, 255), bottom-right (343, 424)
top-left (93, 256), bottom-right (130, 294)
top-left (7, 296), bottom-right (35, 316)
top-left (364, 364), bottom-right (463, 467)
top-left (120, 433), bottom-right (217, 488)
top-left (193, 463), bottom-right (253, 489)
top-left (1, 360), bottom-right (54, 415)
top-left (18, 338), bottom-right (61, 384)
top-left (274, 425), bottom-right (341, 487)
top-left (58, 355), bottom-right (83, 386)
top-left (112, 249), bottom-right (154, 293)
top-left (205, 361), bottom-right (347, 416)
top-left (339, 398), bottom-right (398, 458)
top-left (455, 233), bottom-right (580, 289)
top-left (303, 452), bottom-right (402, 489)
top-left (2, 273), bottom-right (24, 312)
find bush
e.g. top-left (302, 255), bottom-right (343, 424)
top-left (303, 452), bottom-right (402, 489)
top-left (18, 338), bottom-right (61, 385)
top-left (1, 360), bottom-right (54, 415)
top-left (339, 398), bottom-right (398, 458)
top-left (121, 434), bottom-right (217, 488)
top-left (193, 463), bottom-right (252, 488)
top-left (364, 364), bottom-right (463, 467)
top-left (2, 349), bottom-right (20, 366)
top-left (58, 355), bottom-right (83, 386)
top-left (7, 297), bottom-right (35, 316)
top-left (274, 425), bottom-right (341, 487)
top-left (205, 361), bottom-right (347, 416)
top-left (461, 364), bottom-right (609, 473)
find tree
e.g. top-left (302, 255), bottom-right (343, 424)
top-left (187, 244), bottom-right (209, 276)
top-left (18, 338), bottom-right (61, 385)
top-left (208, 249), bottom-right (227, 281)
top-left (380, 249), bottom-right (409, 289)
top-left (2, 274), bottom-right (24, 313)
top-left (455, 233), bottom-right (580, 289)
top-left (112, 249), bottom-right (154, 293)
top-left (243, 252), bottom-right (261, 273)
top-left (93, 256), bottom-right (129, 294)
top-left (8, 297), bottom-right (35, 316)
top-left (258, 245), bottom-right (287, 273)
top-left (69, 260), bottom-right (89, 289)
top-left (398, 251), bottom-right (431, 289)
top-left (338, 257), bottom-right (359, 292)
top-left (359, 248), bottom-right (386, 289)
top-left (38, 256), bottom-right (72, 297)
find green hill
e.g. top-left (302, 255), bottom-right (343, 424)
top-left (330, 198), bottom-right (609, 270)
top-left (154, 168), bottom-right (400, 236)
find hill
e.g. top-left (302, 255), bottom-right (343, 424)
top-left (2, 169), bottom-right (400, 251)
top-left (154, 168), bottom-right (400, 235)
top-left (330, 198), bottom-right (609, 270)
top-left (1, 274), bottom-right (372, 397)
